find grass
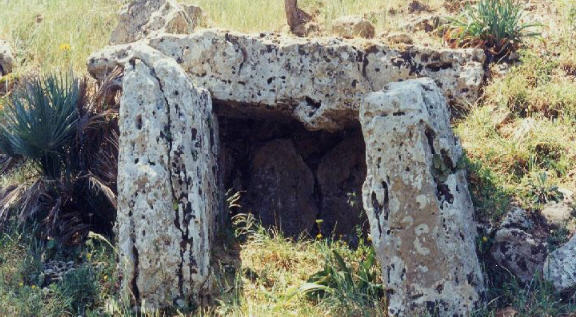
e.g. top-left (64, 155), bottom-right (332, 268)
top-left (0, 0), bottom-right (121, 73)
top-left (0, 0), bottom-right (452, 73)
top-left (0, 215), bottom-right (384, 317)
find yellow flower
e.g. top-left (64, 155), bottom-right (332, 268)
top-left (316, 233), bottom-right (323, 239)
top-left (103, 275), bottom-right (108, 281)
top-left (482, 236), bottom-right (488, 243)
top-left (59, 43), bottom-right (71, 52)
top-left (31, 285), bottom-right (36, 289)
top-left (18, 282), bottom-right (23, 287)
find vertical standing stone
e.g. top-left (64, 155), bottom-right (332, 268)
top-left (360, 78), bottom-right (484, 316)
top-left (117, 55), bottom-right (220, 310)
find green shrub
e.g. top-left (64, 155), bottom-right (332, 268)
top-left (448, 0), bottom-right (540, 59)
top-left (0, 73), bottom-right (119, 246)
top-left (0, 74), bottom-right (80, 179)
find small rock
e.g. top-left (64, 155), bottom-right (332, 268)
top-left (491, 228), bottom-right (547, 284)
top-left (543, 234), bottom-right (576, 292)
top-left (541, 201), bottom-right (574, 228)
top-left (386, 32), bottom-right (414, 45)
top-left (500, 206), bottom-right (533, 231)
top-left (332, 16), bottom-right (375, 39)
top-left (559, 187), bottom-right (574, 202)
top-left (291, 22), bottom-right (321, 37)
top-left (0, 40), bottom-right (14, 76)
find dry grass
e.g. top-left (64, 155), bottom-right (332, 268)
top-left (0, 0), bottom-right (451, 73)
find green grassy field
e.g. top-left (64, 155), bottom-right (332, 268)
top-left (2, 0), bottom-right (576, 316)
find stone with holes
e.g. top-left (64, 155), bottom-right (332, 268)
top-left (360, 78), bottom-right (484, 316)
top-left (116, 46), bottom-right (220, 309)
top-left (110, 0), bottom-right (203, 45)
top-left (88, 29), bottom-right (485, 132)
top-left (544, 234), bottom-right (576, 292)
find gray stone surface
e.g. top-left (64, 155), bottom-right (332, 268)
top-left (110, 0), bottom-right (203, 45)
top-left (247, 139), bottom-right (318, 237)
top-left (116, 46), bottom-right (220, 309)
top-left (88, 29), bottom-right (485, 131)
top-left (491, 228), bottom-right (547, 284)
top-left (544, 234), bottom-right (576, 292)
top-left (360, 78), bottom-right (484, 316)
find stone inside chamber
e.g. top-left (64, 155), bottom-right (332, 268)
top-left (215, 101), bottom-right (368, 239)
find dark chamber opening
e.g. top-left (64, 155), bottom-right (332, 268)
top-left (216, 102), bottom-right (368, 240)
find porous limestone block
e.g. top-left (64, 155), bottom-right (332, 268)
top-left (117, 51), bottom-right (219, 310)
top-left (360, 78), bottom-right (484, 316)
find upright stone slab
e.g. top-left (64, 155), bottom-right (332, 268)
top-left (360, 78), bottom-right (483, 316)
top-left (117, 48), bottom-right (220, 309)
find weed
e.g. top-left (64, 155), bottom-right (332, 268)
top-left (475, 274), bottom-right (576, 316)
top-left (465, 156), bottom-right (511, 223)
top-left (301, 240), bottom-right (385, 315)
top-left (447, 0), bottom-right (540, 59)
top-left (522, 172), bottom-right (563, 206)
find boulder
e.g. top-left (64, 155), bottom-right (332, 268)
top-left (88, 29), bottom-right (485, 132)
top-left (110, 0), bottom-right (203, 45)
top-left (541, 201), bottom-right (574, 228)
top-left (500, 206), bottom-right (533, 231)
top-left (490, 207), bottom-right (549, 284)
top-left (316, 134), bottom-right (366, 236)
top-left (360, 78), bottom-right (484, 316)
top-left (490, 228), bottom-right (547, 284)
top-left (0, 40), bottom-right (14, 76)
top-left (543, 234), bottom-right (576, 292)
top-left (332, 16), bottom-right (375, 39)
top-left (247, 139), bottom-right (318, 237)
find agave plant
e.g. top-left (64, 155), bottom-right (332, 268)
top-left (446, 0), bottom-right (541, 60)
top-left (0, 72), bottom-right (120, 245)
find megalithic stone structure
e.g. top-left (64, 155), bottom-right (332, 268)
top-left (89, 7), bottom-right (485, 313)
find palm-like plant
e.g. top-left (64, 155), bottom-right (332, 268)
top-left (0, 71), bottom-right (120, 245)
top-left (447, 0), bottom-right (540, 59)
top-left (0, 75), bottom-right (80, 179)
